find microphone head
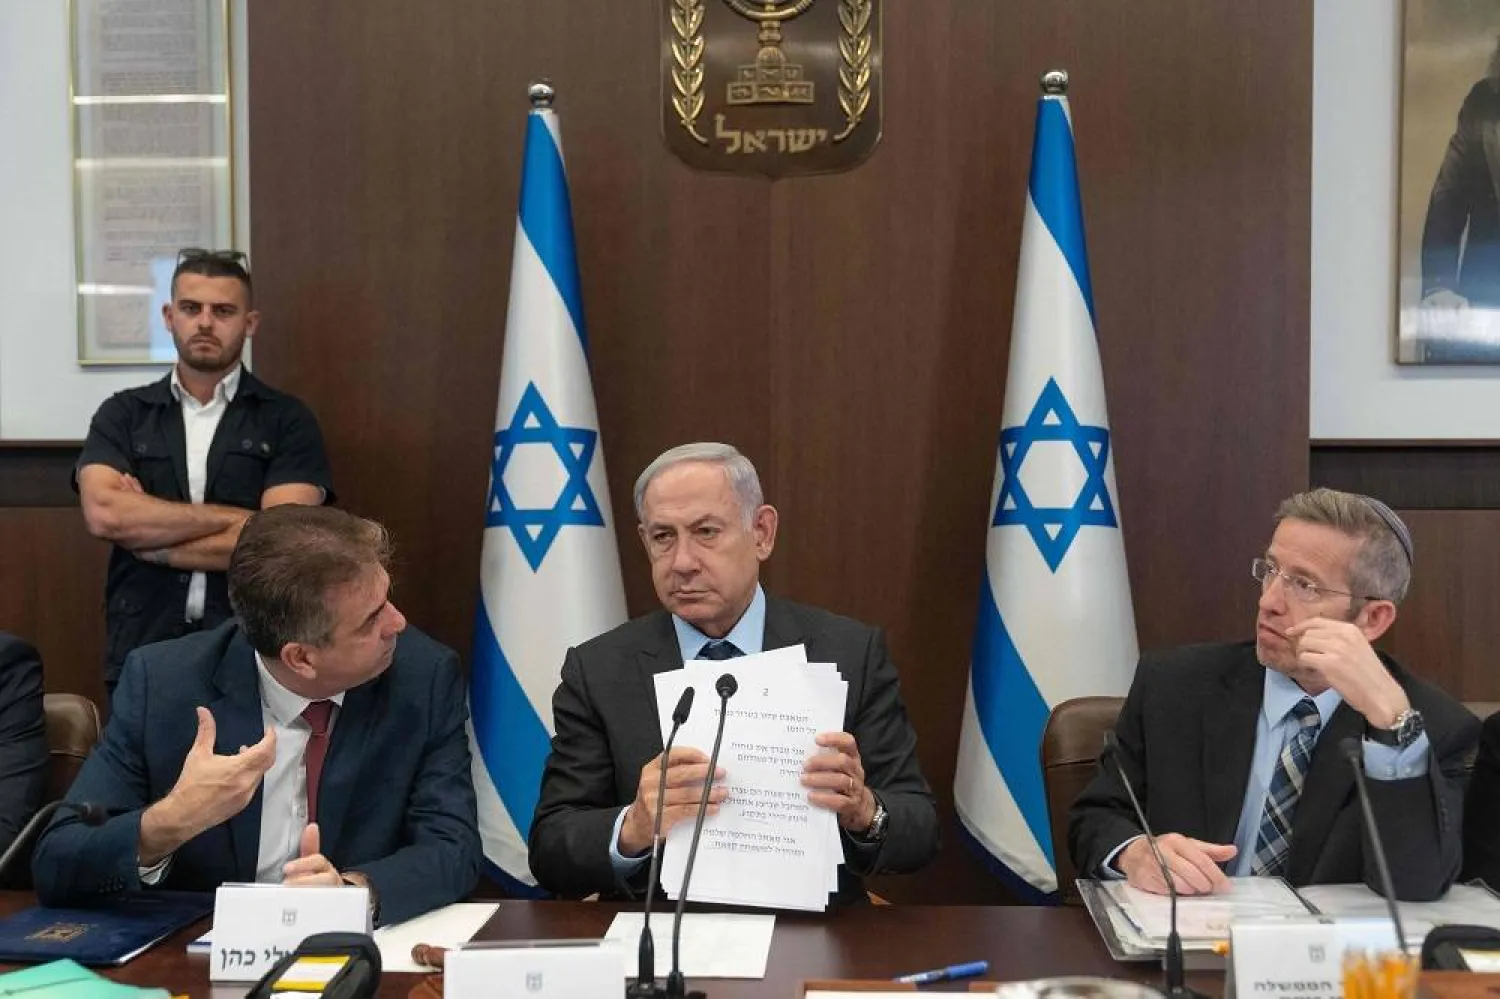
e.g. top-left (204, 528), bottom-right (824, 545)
top-left (715, 674), bottom-right (738, 699)
top-left (1102, 729), bottom-right (1119, 753)
top-left (672, 686), bottom-right (695, 725)
top-left (1339, 736), bottom-right (1363, 765)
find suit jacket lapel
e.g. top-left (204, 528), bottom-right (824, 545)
top-left (633, 612), bottom-right (683, 758)
top-left (210, 634), bottom-right (266, 882)
top-left (1203, 651), bottom-right (1263, 844)
top-left (762, 596), bottom-right (807, 655)
top-left (1286, 702), bottom-right (1362, 883)
top-left (315, 679), bottom-right (380, 855)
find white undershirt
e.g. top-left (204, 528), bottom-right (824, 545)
top-left (169, 364), bottom-right (241, 621)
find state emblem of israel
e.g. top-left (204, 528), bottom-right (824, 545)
top-left (662, 0), bottom-right (882, 176)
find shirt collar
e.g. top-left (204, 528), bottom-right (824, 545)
top-left (170, 363), bottom-right (242, 406)
top-left (673, 584), bottom-right (767, 663)
top-left (1261, 666), bottom-right (1343, 728)
top-left (255, 651), bottom-right (346, 726)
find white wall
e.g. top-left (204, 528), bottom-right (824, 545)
top-left (0, 1), bottom-right (249, 441)
top-left (1312, 0), bottom-right (1500, 439)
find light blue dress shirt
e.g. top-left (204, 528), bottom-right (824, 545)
top-left (1103, 666), bottom-right (1431, 878)
top-left (607, 586), bottom-right (768, 875)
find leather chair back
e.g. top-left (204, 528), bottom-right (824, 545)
top-left (44, 693), bottom-right (102, 802)
top-left (1042, 696), bottom-right (1124, 904)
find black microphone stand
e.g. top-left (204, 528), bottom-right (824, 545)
top-left (1103, 731), bottom-right (1209, 999)
top-left (629, 687), bottom-right (695, 999)
top-left (1339, 738), bottom-right (1410, 956)
top-left (666, 674), bottom-right (737, 999)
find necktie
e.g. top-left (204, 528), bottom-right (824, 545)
top-left (695, 640), bottom-right (744, 661)
top-left (302, 700), bottom-right (335, 824)
top-left (1250, 697), bottom-right (1321, 877)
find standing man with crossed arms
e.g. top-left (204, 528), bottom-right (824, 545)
top-left (77, 249), bottom-right (333, 697)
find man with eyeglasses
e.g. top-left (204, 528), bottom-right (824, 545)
top-left (1069, 488), bottom-right (1478, 901)
top-left (76, 249), bottom-right (334, 698)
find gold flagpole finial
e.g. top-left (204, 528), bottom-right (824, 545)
top-left (1040, 70), bottom-right (1069, 96)
top-left (528, 79), bottom-right (556, 109)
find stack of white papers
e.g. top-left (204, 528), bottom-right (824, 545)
top-left (653, 645), bottom-right (848, 911)
top-left (1103, 877), bottom-right (1312, 942)
top-left (1299, 882), bottom-right (1500, 946)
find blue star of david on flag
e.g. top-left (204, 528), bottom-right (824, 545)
top-left (488, 381), bottom-right (605, 571)
top-left (992, 377), bottom-right (1117, 572)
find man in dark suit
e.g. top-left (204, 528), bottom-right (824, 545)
top-left (529, 443), bottom-right (938, 903)
top-left (0, 635), bottom-right (48, 870)
top-left (1462, 713), bottom-right (1500, 888)
top-left (32, 506), bottom-right (480, 926)
top-left (1069, 488), bottom-right (1477, 902)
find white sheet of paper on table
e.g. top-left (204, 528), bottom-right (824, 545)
top-left (602, 911), bottom-right (775, 979)
top-left (371, 902), bottom-right (500, 973)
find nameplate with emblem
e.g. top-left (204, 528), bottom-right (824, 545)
top-left (444, 939), bottom-right (625, 999)
top-left (1229, 917), bottom-right (1401, 999)
top-left (209, 883), bottom-right (370, 982)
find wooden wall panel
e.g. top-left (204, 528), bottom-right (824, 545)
top-left (246, 1), bottom-right (1312, 903)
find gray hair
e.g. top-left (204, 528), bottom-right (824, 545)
top-left (633, 442), bottom-right (764, 526)
top-left (1273, 488), bottom-right (1412, 603)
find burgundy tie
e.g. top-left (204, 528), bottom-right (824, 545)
top-left (301, 700), bottom-right (335, 823)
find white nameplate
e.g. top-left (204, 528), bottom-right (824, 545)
top-left (444, 939), bottom-right (625, 999)
top-left (209, 883), bottom-right (370, 982)
top-left (1229, 917), bottom-right (1400, 999)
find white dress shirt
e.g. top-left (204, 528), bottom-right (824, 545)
top-left (168, 363), bottom-right (241, 621)
top-left (139, 654), bottom-right (343, 885)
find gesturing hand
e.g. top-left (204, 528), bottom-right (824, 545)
top-left (283, 823), bottom-right (342, 886)
top-left (1119, 833), bottom-right (1237, 895)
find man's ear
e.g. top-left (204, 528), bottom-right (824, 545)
top-left (1356, 600), bottom-right (1397, 644)
top-left (279, 641), bottom-right (318, 681)
top-left (752, 504), bottom-right (778, 561)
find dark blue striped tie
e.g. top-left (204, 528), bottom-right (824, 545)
top-left (1250, 697), bottom-right (1321, 877)
top-left (695, 640), bottom-right (743, 661)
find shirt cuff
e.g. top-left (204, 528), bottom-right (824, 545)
top-left (1362, 732), bottom-right (1432, 780)
top-left (138, 854), bottom-right (173, 885)
top-left (608, 807), bottom-right (650, 878)
top-left (1099, 834), bottom-right (1144, 879)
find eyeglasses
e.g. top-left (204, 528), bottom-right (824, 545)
top-left (1250, 557), bottom-right (1379, 604)
top-left (176, 248), bottom-right (250, 271)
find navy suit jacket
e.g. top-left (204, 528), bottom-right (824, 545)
top-left (31, 621), bottom-right (481, 925)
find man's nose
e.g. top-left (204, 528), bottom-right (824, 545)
top-left (1257, 576), bottom-right (1284, 613)
top-left (671, 539), bottom-right (700, 574)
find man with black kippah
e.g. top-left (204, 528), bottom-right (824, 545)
top-left (1070, 488), bottom-right (1478, 901)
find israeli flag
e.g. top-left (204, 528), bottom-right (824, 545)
top-left (953, 84), bottom-right (1138, 897)
top-left (469, 96), bottom-right (627, 892)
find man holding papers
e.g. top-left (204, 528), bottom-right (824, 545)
top-left (1069, 489), bottom-right (1478, 901)
top-left (529, 442), bottom-right (938, 905)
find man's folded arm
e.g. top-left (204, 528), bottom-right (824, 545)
top-left (348, 653), bottom-right (480, 926)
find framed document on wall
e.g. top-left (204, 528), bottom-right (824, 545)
top-left (1398, 1), bottom-right (1500, 364)
top-left (71, 0), bottom-right (234, 366)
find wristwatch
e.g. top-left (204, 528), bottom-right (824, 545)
top-left (1366, 708), bottom-right (1424, 749)
top-left (854, 794), bottom-right (889, 844)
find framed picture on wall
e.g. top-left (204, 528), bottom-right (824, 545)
top-left (71, 0), bottom-right (234, 366)
top-left (1397, 0), bottom-right (1500, 364)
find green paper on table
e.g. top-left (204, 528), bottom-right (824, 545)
top-left (0, 959), bottom-right (171, 997)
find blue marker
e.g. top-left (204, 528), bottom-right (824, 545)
top-left (892, 959), bottom-right (990, 985)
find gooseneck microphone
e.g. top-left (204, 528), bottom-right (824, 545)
top-left (0, 800), bottom-right (118, 884)
top-left (1102, 730), bottom-right (1207, 999)
top-left (666, 673), bottom-right (738, 999)
top-left (1339, 737), bottom-right (1410, 955)
top-left (628, 687), bottom-right (695, 999)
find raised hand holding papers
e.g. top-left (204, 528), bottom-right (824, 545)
top-left (654, 646), bottom-right (848, 911)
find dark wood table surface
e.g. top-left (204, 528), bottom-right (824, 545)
top-left (0, 894), bottom-right (1226, 997)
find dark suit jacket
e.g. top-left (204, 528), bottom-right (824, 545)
top-left (1461, 710), bottom-right (1500, 888)
top-left (1068, 641), bottom-right (1477, 901)
top-left (31, 621), bottom-right (481, 925)
top-left (528, 596), bottom-right (939, 904)
top-left (0, 635), bottom-right (48, 877)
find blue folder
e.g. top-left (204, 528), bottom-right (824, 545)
top-left (0, 892), bottom-right (212, 967)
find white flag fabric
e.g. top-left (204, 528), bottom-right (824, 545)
top-left (953, 89), bottom-right (1139, 897)
top-left (469, 102), bottom-right (626, 892)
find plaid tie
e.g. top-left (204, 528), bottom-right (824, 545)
top-left (695, 640), bottom-right (743, 661)
top-left (1250, 697), bottom-right (1321, 877)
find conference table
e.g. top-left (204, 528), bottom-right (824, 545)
top-left (0, 894), bottom-right (1224, 997)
